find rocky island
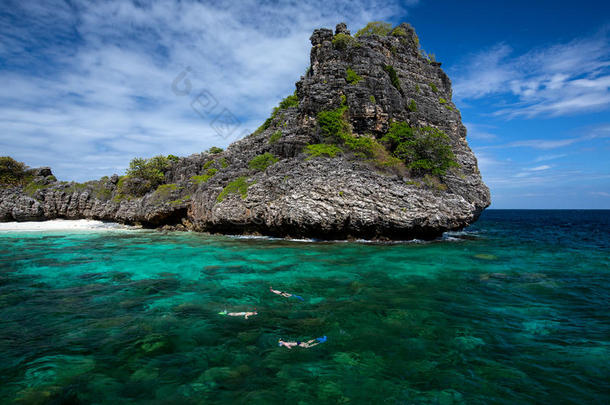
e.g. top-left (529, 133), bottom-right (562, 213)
top-left (0, 22), bottom-right (490, 240)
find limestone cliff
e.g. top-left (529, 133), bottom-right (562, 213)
top-left (0, 22), bottom-right (490, 240)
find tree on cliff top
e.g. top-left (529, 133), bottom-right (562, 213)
top-left (354, 22), bottom-right (393, 37)
top-left (0, 156), bottom-right (28, 186)
top-left (126, 155), bottom-right (173, 187)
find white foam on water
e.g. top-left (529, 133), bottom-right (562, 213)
top-left (0, 219), bottom-right (135, 232)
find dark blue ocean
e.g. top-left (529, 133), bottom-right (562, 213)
top-left (0, 210), bottom-right (608, 404)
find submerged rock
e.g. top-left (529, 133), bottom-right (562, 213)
top-left (22, 355), bottom-right (95, 388)
top-left (0, 22), bottom-right (490, 240)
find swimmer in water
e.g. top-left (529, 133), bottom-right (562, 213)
top-left (269, 286), bottom-right (304, 301)
top-left (278, 336), bottom-right (327, 349)
top-left (218, 310), bottom-right (257, 319)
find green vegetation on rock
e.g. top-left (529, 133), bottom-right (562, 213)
top-left (344, 135), bottom-right (376, 158)
top-left (346, 67), bottom-right (362, 84)
top-left (255, 91), bottom-right (299, 134)
top-left (355, 22), bottom-right (392, 37)
top-left (408, 100), bottom-right (417, 112)
top-left (114, 177), bottom-right (129, 201)
top-left (382, 122), bottom-right (458, 176)
top-left (332, 33), bottom-right (357, 50)
top-left (114, 155), bottom-right (176, 199)
top-left (63, 181), bottom-right (112, 201)
top-left (383, 65), bottom-right (402, 92)
top-left (23, 181), bottom-right (50, 196)
top-left (278, 94), bottom-right (298, 109)
top-left (311, 101), bottom-right (458, 178)
top-left (217, 177), bottom-right (253, 202)
top-left (0, 157), bottom-right (29, 186)
top-left (248, 153), bottom-right (279, 172)
top-left (318, 105), bottom-right (349, 143)
top-left (429, 82), bottom-right (438, 93)
top-left (304, 144), bottom-right (343, 159)
top-left (207, 147), bottom-right (223, 154)
top-left (115, 176), bottom-right (136, 201)
top-left (390, 26), bottom-right (407, 37)
top-left (315, 105), bottom-right (380, 160)
top-left (90, 181), bottom-right (113, 201)
top-left (154, 183), bottom-right (181, 200)
top-left (370, 95), bottom-right (376, 104)
top-left (439, 98), bottom-right (447, 104)
top-left (269, 130), bottom-right (282, 144)
top-left (126, 155), bottom-right (173, 188)
top-left (169, 195), bottom-right (191, 205)
top-left (422, 174), bottom-right (448, 191)
top-left (190, 168), bottom-right (217, 184)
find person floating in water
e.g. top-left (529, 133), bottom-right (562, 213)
top-left (278, 336), bottom-right (327, 349)
top-left (218, 310), bottom-right (257, 319)
top-left (269, 286), bottom-right (304, 301)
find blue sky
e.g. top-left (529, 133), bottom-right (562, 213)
top-left (0, 0), bottom-right (608, 208)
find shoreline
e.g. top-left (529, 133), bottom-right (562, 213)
top-left (0, 218), bottom-right (479, 244)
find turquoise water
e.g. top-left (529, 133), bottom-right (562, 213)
top-left (0, 210), bottom-right (608, 404)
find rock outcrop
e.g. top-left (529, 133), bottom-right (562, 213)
top-left (0, 23), bottom-right (490, 240)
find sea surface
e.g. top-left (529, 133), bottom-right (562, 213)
top-left (0, 210), bottom-right (608, 404)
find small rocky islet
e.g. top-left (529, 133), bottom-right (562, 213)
top-left (0, 22), bottom-right (490, 240)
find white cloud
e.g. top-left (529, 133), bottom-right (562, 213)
top-left (0, 0), bottom-right (414, 181)
top-left (453, 44), bottom-right (514, 99)
top-left (452, 31), bottom-right (610, 117)
top-left (475, 124), bottom-right (610, 151)
top-left (528, 165), bottom-right (551, 171)
top-left (534, 153), bottom-right (567, 162)
top-left (505, 138), bottom-right (581, 150)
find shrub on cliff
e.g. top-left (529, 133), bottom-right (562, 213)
top-left (382, 123), bottom-right (458, 176)
top-left (115, 176), bottom-right (151, 199)
top-left (126, 155), bottom-right (174, 187)
top-left (217, 177), bottom-right (254, 202)
top-left (269, 130), bottom-right (282, 144)
top-left (154, 183), bottom-right (181, 200)
top-left (115, 155), bottom-right (176, 198)
top-left (304, 144), bottom-right (342, 159)
top-left (190, 168), bottom-right (217, 184)
top-left (390, 26), bottom-right (407, 37)
top-left (332, 33), bottom-right (357, 50)
top-left (248, 153), bottom-right (279, 172)
top-left (317, 105), bottom-right (349, 143)
top-left (0, 156), bottom-right (28, 186)
top-left (278, 93), bottom-right (299, 109)
top-left (317, 104), bottom-right (379, 158)
top-left (383, 65), bottom-right (402, 93)
top-left (408, 100), bottom-right (417, 112)
top-left (207, 147), bottom-right (223, 154)
top-left (255, 91), bottom-right (299, 134)
top-left (346, 68), bottom-right (362, 84)
top-left (355, 22), bottom-right (392, 37)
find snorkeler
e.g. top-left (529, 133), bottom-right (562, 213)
top-left (218, 310), bottom-right (258, 319)
top-left (278, 336), bottom-right (327, 349)
top-left (269, 286), bottom-right (304, 301)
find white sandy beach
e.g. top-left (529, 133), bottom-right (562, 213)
top-left (0, 219), bottom-right (132, 232)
